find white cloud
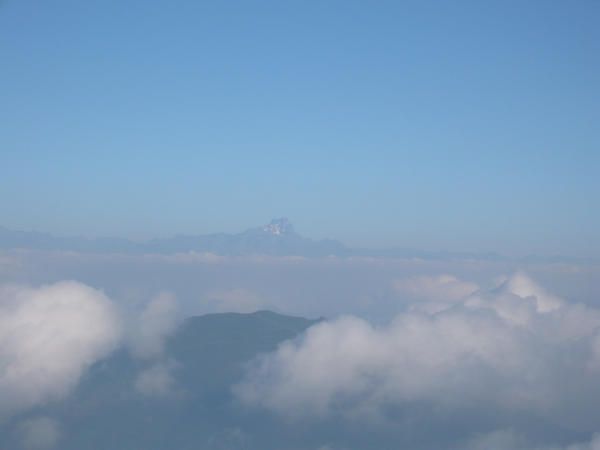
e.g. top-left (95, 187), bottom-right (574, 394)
top-left (0, 281), bottom-right (121, 420)
top-left (235, 273), bottom-right (600, 432)
top-left (393, 274), bottom-right (479, 313)
top-left (129, 292), bottom-right (179, 359)
top-left (491, 271), bottom-right (563, 313)
top-left (128, 293), bottom-right (182, 397)
top-left (17, 417), bottom-right (61, 450)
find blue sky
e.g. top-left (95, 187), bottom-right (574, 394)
top-left (1, 0), bottom-right (598, 257)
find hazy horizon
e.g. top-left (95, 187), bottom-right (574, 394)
top-left (1, 216), bottom-right (598, 261)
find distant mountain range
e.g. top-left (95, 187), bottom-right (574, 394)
top-left (0, 218), bottom-right (346, 257)
top-left (0, 218), bottom-right (593, 263)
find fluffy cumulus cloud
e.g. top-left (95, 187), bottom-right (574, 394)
top-left (0, 281), bottom-right (121, 419)
top-left (236, 273), bottom-right (600, 446)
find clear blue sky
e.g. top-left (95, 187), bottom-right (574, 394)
top-left (1, 0), bottom-right (598, 257)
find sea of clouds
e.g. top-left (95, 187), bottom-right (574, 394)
top-left (1, 250), bottom-right (600, 448)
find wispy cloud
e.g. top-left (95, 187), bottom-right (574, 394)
top-left (129, 292), bottom-right (179, 360)
top-left (16, 416), bottom-right (61, 450)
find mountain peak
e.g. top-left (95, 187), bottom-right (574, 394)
top-left (262, 217), bottom-right (294, 236)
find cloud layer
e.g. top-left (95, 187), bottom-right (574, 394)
top-left (236, 273), bottom-right (600, 445)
